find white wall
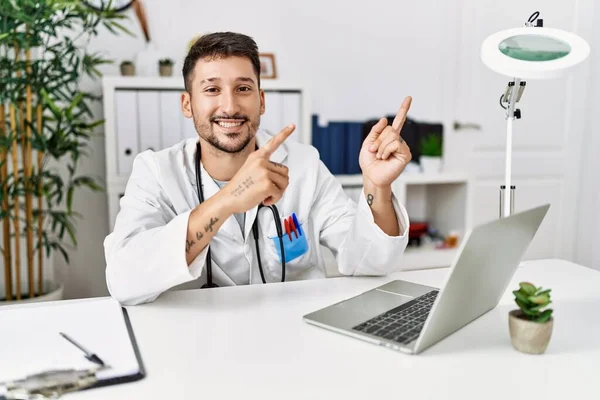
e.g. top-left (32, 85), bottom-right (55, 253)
top-left (575, 1), bottom-right (600, 271)
top-left (58, 0), bottom-right (597, 299)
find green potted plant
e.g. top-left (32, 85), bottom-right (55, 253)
top-left (509, 282), bottom-right (554, 354)
top-left (419, 133), bottom-right (442, 173)
top-left (158, 58), bottom-right (174, 77)
top-left (0, 0), bottom-right (130, 303)
top-left (120, 60), bottom-right (136, 76)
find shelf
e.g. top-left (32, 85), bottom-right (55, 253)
top-left (401, 245), bottom-right (458, 270)
top-left (335, 172), bottom-right (471, 186)
top-left (102, 76), bottom-right (306, 92)
top-left (399, 172), bottom-right (470, 184)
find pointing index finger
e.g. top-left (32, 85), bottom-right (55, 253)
top-left (391, 96), bottom-right (413, 132)
top-left (259, 124), bottom-right (295, 157)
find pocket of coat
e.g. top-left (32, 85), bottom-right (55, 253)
top-left (270, 226), bottom-right (309, 264)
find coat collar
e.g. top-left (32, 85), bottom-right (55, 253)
top-left (183, 129), bottom-right (289, 243)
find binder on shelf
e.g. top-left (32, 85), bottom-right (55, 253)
top-left (114, 90), bottom-right (139, 176)
top-left (345, 122), bottom-right (363, 175)
top-left (327, 122), bottom-right (346, 175)
top-left (137, 91), bottom-right (161, 153)
top-left (159, 91), bottom-right (182, 148)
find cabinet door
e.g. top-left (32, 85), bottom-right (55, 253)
top-left (138, 91), bottom-right (161, 152)
top-left (281, 92), bottom-right (302, 142)
top-left (260, 91), bottom-right (283, 135)
top-left (181, 112), bottom-right (197, 141)
top-left (114, 90), bottom-right (139, 176)
top-left (159, 91), bottom-right (183, 148)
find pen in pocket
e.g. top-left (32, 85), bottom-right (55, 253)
top-left (292, 213), bottom-right (302, 236)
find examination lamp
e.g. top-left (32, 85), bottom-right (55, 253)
top-left (480, 11), bottom-right (590, 217)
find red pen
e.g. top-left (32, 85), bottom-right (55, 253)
top-left (289, 216), bottom-right (298, 239)
top-left (284, 218), bottom-right (292, 241)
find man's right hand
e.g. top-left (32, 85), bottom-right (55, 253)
top-left (223, 124), bottom-right (295, 214)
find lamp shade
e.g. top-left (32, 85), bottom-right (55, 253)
top-left (481, 27), bottom-right (590, 79)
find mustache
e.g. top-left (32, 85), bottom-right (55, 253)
top-left (210, 114), bottom-right (248, 122)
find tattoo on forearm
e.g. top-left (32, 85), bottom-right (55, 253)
top-left (189, 217), bottom-right (219, 253)
top-left (204, 217), bottom-right (219, 233)
top-left (367, 194), bottom-right (374, 207)
top-left (231, 177), bottom-right (255, 197)
top-left (186, 239), bottom-right (195, 254)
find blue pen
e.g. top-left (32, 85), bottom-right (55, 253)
top-left (292, 213), bottom-right (302, 236)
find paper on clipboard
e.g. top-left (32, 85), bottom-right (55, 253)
top-left (0, 298), bottom-right (142, 384)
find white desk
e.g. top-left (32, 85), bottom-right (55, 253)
top-left (6, 259), bottom-right (600, 399)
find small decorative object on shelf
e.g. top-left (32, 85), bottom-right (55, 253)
top-left (159, 58), bottom-right (174, 77)
top-left (419, 133), bottom-right (442, 173)
top-left (445, 231), bottom-right (460, 248)
top-left (509, 282), bottom-right (554, 354)
top-left (259, 53), bottom-right (277, 79)
top-left (408, 222), bottom-right (428, 247)
top-left (120, 60), bottom-right (135, 76)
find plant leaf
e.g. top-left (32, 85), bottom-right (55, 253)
top-left (513, 290), bottom-right (532, 306)
top-left (528, 293), bottom-right (550, 305)
top-left (519, 282), bottom-right (537, 296)
top-left (535, 309), bottom-right (553, 323)
top-left (534, 288), bottom-right (551, 297)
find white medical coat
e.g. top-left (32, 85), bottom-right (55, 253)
top-left (104, 129), bottom-right (410, 305)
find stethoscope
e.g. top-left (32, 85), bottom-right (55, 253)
top-left (195, 142), bottom-right (286, 288)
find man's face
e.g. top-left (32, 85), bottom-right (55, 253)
top-left (181, 56), bottom-right (265, 154)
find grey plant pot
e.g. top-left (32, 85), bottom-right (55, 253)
top-left (120, 64), bottom-right (135, 76)
top-left (508, 309), bottom-right (553, 354)
top-left (159, 65), bottom-right (173, 77)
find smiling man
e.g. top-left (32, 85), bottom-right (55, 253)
top-left (104, 32), bottom-right (413, 306)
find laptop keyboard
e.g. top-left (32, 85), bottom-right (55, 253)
top-left (352, 290), bottom-right (439, 345)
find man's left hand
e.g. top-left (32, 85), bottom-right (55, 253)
top-left (359, 96), bottom-right (413, 187)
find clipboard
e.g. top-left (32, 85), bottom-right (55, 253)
top-left (85, 307), bottom-right (146, 390)
top-left (0, 298), bottom-right (146, 396)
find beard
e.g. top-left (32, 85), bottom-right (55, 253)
top-left (193, 110), bottom-right (260, 154)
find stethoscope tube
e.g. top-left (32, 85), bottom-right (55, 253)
top-left (195, 142), bottom-right (285, 288)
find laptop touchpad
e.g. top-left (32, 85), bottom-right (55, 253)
top-left (330, 290), bottom-right (413, 326)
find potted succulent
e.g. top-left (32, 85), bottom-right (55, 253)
top-left (158, 58), bottom-right (174, 77)
top-left (509, 282), bottom-right (554, 354)
top-left (1, 0), bottom-right (129, 303)
top-left (120, 60), bottom-right (136, 76)
top-left (419, 133), bottom-right (442, 173)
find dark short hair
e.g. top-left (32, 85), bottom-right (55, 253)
top-left (182, 32), bottom-right (261, 92)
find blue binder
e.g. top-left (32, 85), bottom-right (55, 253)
top-left (345, 122), bottom-right (363, 174)
top-left (327, 122), bottom-right (346, 175)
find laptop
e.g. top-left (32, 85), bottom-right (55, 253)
top-left (303, 204), bottom-right (549, 354)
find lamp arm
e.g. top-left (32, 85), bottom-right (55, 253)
top-left (502, 78), bottom-right (521, 217)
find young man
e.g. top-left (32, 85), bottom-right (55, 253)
top-left (104, 32), bottom-right (413, 305)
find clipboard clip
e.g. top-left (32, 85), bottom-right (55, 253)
top-left (0, 366), bottom-right (103, 400)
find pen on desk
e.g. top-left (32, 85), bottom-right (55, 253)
top-left (59, 332), bottom-right (105, 366)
